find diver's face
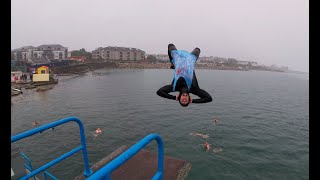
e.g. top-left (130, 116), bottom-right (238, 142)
top-left (179, 93), bottom-right (189, 105)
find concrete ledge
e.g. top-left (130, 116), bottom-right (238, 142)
top-left (74, 146), bottom-right (191, 180)
top-left (74, 145), bottom-right (128, 180)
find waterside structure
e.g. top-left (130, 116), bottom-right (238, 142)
top-left (11, 117), bottom-right (192, 180)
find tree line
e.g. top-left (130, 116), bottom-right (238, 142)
top-left (71, 48), bottom-right (92, 59)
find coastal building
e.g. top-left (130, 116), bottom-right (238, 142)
top-left (36, 66), bottom-right (49, 74)
top-left (12, 44), bottom-right (68, 61)
top-left (12, 46), bottom-right (35, 61)
top-left (33, 44), bottom-right (68, 60)
top-left (153, 54), bottom-right (169, 61)
top-left (33, 66), bottom-right (50, 82)
top-left (237, 61), bottom-right (258, 66)
top-left (198, 56), bottom-right (228, 64)
top-left (92, 46), bottom-right (145, 61)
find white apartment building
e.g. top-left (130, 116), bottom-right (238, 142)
top-left (13, 44), bottom-right (68, 61)
top-left (92, 46), bottom-right (145, 61)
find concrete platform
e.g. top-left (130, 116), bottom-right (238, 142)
top-left (74, 145), bottom-right (191, 180)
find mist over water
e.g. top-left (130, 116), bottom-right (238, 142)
top-left (11, 69), bottom-right (309, 180)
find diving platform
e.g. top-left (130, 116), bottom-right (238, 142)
top-left (74, 145), bottom-right (191, 180)
top-left (11, 117), bottom-right (192, 180)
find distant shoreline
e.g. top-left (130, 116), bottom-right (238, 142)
top-left (52, 61), bottom-right (299, 75)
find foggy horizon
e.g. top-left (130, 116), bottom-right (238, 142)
top-left (11, 0), bottom-right (309, 72)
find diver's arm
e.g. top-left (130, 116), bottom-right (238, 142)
top-left (156, 85), bottom-right (176, 100)
top-left (191, 88), bottom-right (212, 103)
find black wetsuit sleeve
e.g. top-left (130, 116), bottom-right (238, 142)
top-left (191, 88), bottom-right (212, 103)
top-left (156, 85), bottom-right (176, 100)
top-left (190, 71), bottom-right (212, 103)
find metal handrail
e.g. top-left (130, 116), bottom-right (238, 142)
top-left (44, 171), bottom-right (58, 180)
top-left (11, 116), bottom-right (93, 180)
top-left (19, 152), bottom-right (36, 180)
top-left (20, 152), bottom-right (34, 172)
top-left (20, 151), bottom-right (58, 180)
top-left (86, 133), bottom-right (164, 180)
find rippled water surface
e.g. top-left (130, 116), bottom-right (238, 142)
top-left (11, 69), bottom-right (309, 180)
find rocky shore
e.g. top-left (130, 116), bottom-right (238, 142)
top-left (49, 61), bottom-right (288, 75)
top-left (52, 61), bottom-right (257, 74)
top-left (52, 62), bottom-right (118, 74)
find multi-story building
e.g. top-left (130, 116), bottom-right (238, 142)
top-left (153, 54), bottom-right (169, 61)
top-left (12, 46), bottom-right (35, 61)
top-left (198, 56), bottom-right (228, 64)
top-left (92, 46), bottom-right (145, 61)
top-left (12, 44), bottom-right (68, 61)
top-left (33, 44), bottom-right (68, 60)
top-left (237, 61), bottom-right (259, 66)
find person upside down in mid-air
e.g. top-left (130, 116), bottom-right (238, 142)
top-left (156, 44), bottom-right (212, 107)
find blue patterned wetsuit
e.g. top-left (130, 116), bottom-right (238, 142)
top-left (171, 50), bottom-right (197, 92)
top-left (156, 44), bottom-right (212, 104)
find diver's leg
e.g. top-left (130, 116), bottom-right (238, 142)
top-left (191, 47), bottom-right (201, 61)
top-left (168, 44), bottom-right (177, 69)
top-left (191, 48), bottom-right (200, 88)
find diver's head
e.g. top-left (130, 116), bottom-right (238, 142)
top-left (178, 87), bottom-right (190, 107)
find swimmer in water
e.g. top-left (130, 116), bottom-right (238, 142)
top-left (190, 132), bottom-right (209, 139)
top-left (212, 118), bottom-right (220, 125)
top-left (95, 128), bottom-right (102, 134)
top-left (203, 142), bottom-right (211, 152)
top-left (32, 120), bottom-right (39, 126)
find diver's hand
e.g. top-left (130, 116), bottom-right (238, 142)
top-left (176, 94), bottom-right (179, 101)
top-left (189, 96), bottom-right (192, 104)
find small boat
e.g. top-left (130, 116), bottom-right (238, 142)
top-left (12, 87), bottom-right (22, 92)
top-left (11, 88), bottom-right (22, 96)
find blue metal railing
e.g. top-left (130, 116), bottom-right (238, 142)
top-left (19, 152), bottom-right (36, 180)
top-left (20, 152), bottom-right (34, 172)
top-left (20, 151), bottom-right (58, 180)
top-left (11, 117), bottom-right (164, 180)
top-left (44, 171), bottom-right (58, 180)
top-left (87, 133), bottom-right (164, 180)
top-left (11, 116), bottom-right (93, 180)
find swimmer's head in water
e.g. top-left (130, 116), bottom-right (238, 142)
top-left (178, 87), bottom-right (190, 107)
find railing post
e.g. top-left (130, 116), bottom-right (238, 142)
top-left (78, 119), bottom-right (93, 177)
top-left (87, 133), bottom-right (164, 180)
top-left (156, 136), bottom-right (164, 180)
top-left (11, 116), bottom-right (93, 179)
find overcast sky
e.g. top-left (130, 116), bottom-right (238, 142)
top-left (11, 0), bottom-right (309, 72)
